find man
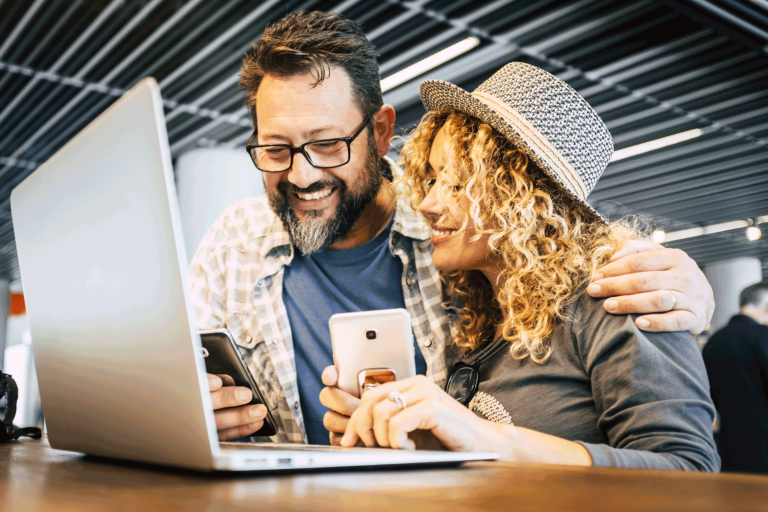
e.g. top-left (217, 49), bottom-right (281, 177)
top-left (188, 10), bottom-right (715, 446)
top-left (703, 281), bottom-right (768, 474)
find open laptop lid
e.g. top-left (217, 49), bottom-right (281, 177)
top-left (11, 78), bottom-right (220, 470)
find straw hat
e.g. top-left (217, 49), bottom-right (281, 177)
top-left (419, 62), bottom-right (613, 222)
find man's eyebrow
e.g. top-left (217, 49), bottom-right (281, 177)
top-left (259, 125), bottom-right (339, 142)
top-left (307, 125), bottom-right (337, 137)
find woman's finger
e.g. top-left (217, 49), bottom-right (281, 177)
top-left (388, 401), bottom-right (441, 449)
top-left (343, 407), bottom-right (377, 447)
top-left (342, 377), bottom-right (432, 448)
top-left (371, 388), bottom-right (427, 447)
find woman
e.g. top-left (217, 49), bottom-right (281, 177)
top-left (339, 63), bottom-right (719, 471)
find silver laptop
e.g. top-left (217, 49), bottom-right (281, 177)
top-left (10, 78), bottom-right (497, 472)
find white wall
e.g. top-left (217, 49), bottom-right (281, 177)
top-left (175, 148), bottom-right (265, 261)
top-left (704, 257), bottom-right (763, 333)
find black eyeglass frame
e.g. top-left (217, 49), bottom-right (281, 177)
top-left (245, 116), bottom-right (372, 173)
top-left (444, 361), bottom-right (480, 407)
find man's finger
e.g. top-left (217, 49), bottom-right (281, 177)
top-left (214, 404), bottom-right (267, 431)
top-left (214, 373), bottom-right (236, 387)
top-left (321, 365), bottom-right (339, 387)
top-left (218, 420), bottom-right (264, 442)
top-left (602, 290), bottom-right (683, 315)
top-left (634, 310), bottom-right (698, 333)
top-left (329, 432), bottom-right (343, 446)
top-left (323, 410), bottom-right (350, 434)
top-left (208, 373), bottom-right (222, 391)
top-left (588, 271), bottom-right (669, 297)
top-left (596, 249), bottom-right (677, 280)
top-left (210, 385), bottom-right (252, 410)
top-left (608, 240), bottom-right (665, 262)
top-left (319, 386), bottom-right (360, 416)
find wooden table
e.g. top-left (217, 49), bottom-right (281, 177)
top-left (1, 437), bottom-right (767, 511)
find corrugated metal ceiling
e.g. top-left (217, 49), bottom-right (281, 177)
top-left (0, 0), bottom-right (767, 281)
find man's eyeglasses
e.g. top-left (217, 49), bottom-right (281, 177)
top-left (245, 117), bottom-right (371, 173)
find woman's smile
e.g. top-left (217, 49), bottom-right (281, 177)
top-left (430, 224), bottom-right (458, 245)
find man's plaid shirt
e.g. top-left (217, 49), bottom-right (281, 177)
top-left (187, 194), bottom-right (460, 443)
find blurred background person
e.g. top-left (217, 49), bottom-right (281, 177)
top-left (703, 281), bottom-right (768, 474)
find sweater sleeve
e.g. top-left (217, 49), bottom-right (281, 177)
top-left (571, 294), bottom-right (720, 471)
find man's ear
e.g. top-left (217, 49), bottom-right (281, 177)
top-left (372, 104), bottom-right (396, 158)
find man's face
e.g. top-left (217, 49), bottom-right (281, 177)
top-left (256, 68), bottom-right (384, 254)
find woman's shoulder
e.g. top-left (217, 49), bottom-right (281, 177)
top-left (563, 286), bottom-right (636, 338)
top-left (563, 287), bottom-right (700, 375)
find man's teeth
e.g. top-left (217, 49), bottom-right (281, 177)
top-left (296, 188), bottom-right (334, 200)
top-left (434, 229), bottom-right (455, 237)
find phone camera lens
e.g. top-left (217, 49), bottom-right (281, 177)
top-left (365, 329), bottom-right (377, 340)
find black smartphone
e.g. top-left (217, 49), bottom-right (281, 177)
top-left (200, 329), bottom-right (278, 437)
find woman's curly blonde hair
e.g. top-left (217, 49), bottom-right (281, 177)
top-left (399, 107), bottom-right (639, 363)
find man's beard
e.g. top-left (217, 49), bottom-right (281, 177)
top-left (266, 142), bottom-right (388, 255)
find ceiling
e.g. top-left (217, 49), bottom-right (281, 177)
top-left (0, 0), bottom-right (767, 282)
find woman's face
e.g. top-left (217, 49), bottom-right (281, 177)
top-left (418, 124), bottom-right (497, 275)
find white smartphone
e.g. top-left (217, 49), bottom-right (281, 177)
top-left (329, 308), bottom-right (417, 398)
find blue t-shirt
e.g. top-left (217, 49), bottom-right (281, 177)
top-left (282, 219), bottom-right (427, 445)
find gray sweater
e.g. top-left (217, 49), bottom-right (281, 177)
top-left (462, 292), bottom-right (720, 471)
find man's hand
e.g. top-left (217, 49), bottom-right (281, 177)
top-left (587, 240), bottom-right (715, 335)
top-left (208, 373), bottom-right (267, 441)
top-left (319, 365), bottom-right (360, 446)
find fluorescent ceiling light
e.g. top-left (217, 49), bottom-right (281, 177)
top-left (380, 37), bottom-right (480, 93)
top-left (662, 218), bottom-right (766, 243)
top-left (611, 128), bottom-right (705, 162)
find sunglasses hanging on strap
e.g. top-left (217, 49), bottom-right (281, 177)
top-left (0, 372), bottom-right (42, 442)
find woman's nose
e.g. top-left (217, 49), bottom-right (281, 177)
top-left (418, 184), bottom-right (443, 219)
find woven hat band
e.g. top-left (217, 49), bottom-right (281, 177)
top-left (472, 91), bottom-right (588, 201)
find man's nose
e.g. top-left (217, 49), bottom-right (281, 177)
top-left (285, 151), bottom-right (323, 189)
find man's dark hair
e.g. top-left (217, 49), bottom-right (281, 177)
top-left (739, 281), bottom-right (768, 308)
top-left (239, 10), bottom-right (382, 125)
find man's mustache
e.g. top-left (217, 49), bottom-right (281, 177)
top-left (277, 178), bottom-right (345, 195)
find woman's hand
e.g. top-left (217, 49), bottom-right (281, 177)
top-left (340, 375), bottom-right (593, 467)
top-left (340, 375), bottom-right (498, 453)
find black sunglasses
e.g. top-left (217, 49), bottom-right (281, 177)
top-left (444, 339), bottom-right (511, 406)
top-left (444, 361), bottom-right (480, 406)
